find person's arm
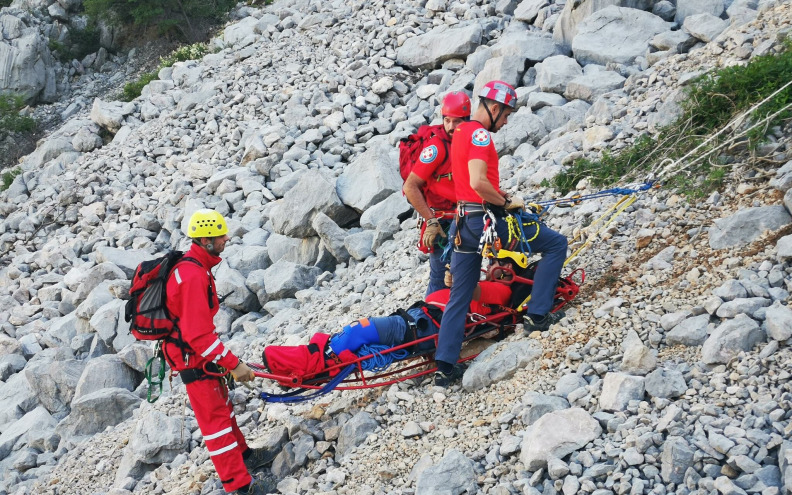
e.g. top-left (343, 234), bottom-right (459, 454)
top-left (468, 159), bottom-right (507, 205)
top-left (175, 267), bottom-right (242, 373)
top-left (403, 173), bottom-right (434, 221)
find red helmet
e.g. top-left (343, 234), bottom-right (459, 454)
top-left (479, 80), bottom-right (517, 109)
top-left (441, 91), bottom-right (471, 118)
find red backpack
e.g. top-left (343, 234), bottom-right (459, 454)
top-left (124, 251), bottom-right (202, 341)
top-left (398, 124), bottom-right (448, 182)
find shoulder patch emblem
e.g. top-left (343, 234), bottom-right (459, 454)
top-left (419, 145), bottom-right (439, 164)
top-left (472, 129), bottom-right (491, 147)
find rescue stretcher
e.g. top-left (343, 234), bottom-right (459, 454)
top-left (248, 264), bottom-right (584, 401)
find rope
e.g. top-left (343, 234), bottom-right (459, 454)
top-left (357, 344), bottom-right (409, 372)
top-left (657, 99), bottom-right (792, 180)
top-left (564, 195), bottom-right (638, 266)
top-left (654, 78), bottom-right (792, 180)
top-left (534, 182), bottom-right (655, 210)
top-left (260, 364), bottom-right (356, 403)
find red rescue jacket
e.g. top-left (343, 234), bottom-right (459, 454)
top-left (163, 243), bottom-right (240, 373)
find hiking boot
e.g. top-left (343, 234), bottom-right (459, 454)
top-left (523, 311), bottom-right (565, 334)
top-left (434, 363), bottom-right (467, 388)
top-left (236, 478), bottom-right (274, 495)
top-left (243, 447), bottom-right (278, 472)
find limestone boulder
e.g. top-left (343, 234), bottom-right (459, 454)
top-left (675, 0), bottom-right (725, 23)
top-left (396, 24), bottom-right (482, 70)
top-left (535, 55), bottom-right (583, 94)
top-left (73, 354), bottom-right (140, 401)
top-left (114, 408), bottom-right (190, 484)
top-left (463, 340), bottom-right (543, 391)
top-left (258, 260), bottom-right (322, 302)
top-left (359, 193), bottom-right (410, 230)
top-left (709, 206), bottom-right (792, 250)
top-left (702, 314), bottom-right (765, 364)
top-left (572, 6), bottom-right (671, 66)
top-left (24, 357), bottom-right (86, 417)
top-left (415, 450), bottom-right (477, 495)
top-left (564, 71), bottom-right (626, 103)
top-left (271, 170), bottom-right (357, 238)
top-left (336, 411), bottom-right (378, 458)
top-left (599, 372), bottom-right (645, 411)
top-left (337, 143), bottom-right (402, 213)
top-left (520, 408), bottom-right (602, 470)
top-left (55, 388), bottom-right (141, 444)
top-left (553, 0), bottom-right (656, 47)
top-left (90, 98), bottom-right (136, 133)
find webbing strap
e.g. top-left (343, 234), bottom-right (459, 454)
top-left (144, 347), bottom-right (167, 403)
top-left (259, 364), bottom-right (356, 403)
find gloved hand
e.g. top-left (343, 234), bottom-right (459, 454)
top-left (504, 194), bottom-right (525, 210)
top-left (230, 361), bottom-right (255, 382)
top-left (422, 218), bottom-right (446, 247)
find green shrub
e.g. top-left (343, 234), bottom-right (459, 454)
top-left (160, 42), bottom-right (210, 67)
top-left (0, 94), bottom-right (36, 134)
top-left (121, 71), bottom-right (158, 101)
top-left (551, 38), bottom-right (792, 197)
top-left (121, 42), bottom-right (212, 101)
top-left (1, 167), bottom-right (22, 192)
top-left (84, 0), bottom-right (236, 40)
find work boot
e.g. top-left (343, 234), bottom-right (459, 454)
top-left (433, 363), bottom-right (467, 388)
top-left (243, 447), bottom-right (278, 472)
top-left (523, 311), bottom-right (565, 334)
top-left (236, 478), bottom-right (274, 495)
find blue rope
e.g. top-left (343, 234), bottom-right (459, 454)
top-left (260, 364), bottom-right (356, 403)
top-left (535, 181), bottom-right (655, 207)
top-left (357, 344), bottom-right (409, 372)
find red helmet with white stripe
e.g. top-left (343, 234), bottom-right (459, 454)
top-left (479, 80), bottom-right (517, 109)
top-left (441, 91), bottom-right (471, 118)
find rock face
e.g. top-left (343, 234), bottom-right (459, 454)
top-left (520, 408), bottom-right (602, 470)
top-left (572, 6), bottom-right (671, 65)
top-left (0, 32), bottom-right (57, 103)
top-left (396, 23), bottom-right (483, 69)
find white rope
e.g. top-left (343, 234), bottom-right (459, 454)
top-left (655, 78), bottom-right (792, 180)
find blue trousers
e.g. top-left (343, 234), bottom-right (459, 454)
top-left (426, 218), bottom-right (452, 297)
top-left (434, 212), bottom-right (567, 365)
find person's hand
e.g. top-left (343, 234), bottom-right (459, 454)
top-left (422, 218), bottom-right (446, 247)
top-left (504, 195), bottom-right (525, 210)
top-left (231, 361), bottom-right (255, 382)
top-left (444, 266), bottom-right (453, 287)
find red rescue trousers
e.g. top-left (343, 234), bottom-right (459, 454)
top-left (186, 378), bottom-right (251, 492)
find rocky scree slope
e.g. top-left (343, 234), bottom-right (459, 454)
top-left (0, 0), bottom-right (791, 494)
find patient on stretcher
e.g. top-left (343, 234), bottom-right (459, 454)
top-left (260, 280), bottom-right (512, 379)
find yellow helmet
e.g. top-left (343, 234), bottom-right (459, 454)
top-left (495, 249), bottom-right (528, 268)
top-left (187, 209), bottom-right (228, 238)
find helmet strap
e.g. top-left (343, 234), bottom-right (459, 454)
top-left (482, 101), bottom-right (505, 132)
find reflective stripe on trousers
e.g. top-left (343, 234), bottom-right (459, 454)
top-left (186, 377), bottom-right (251, 492)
